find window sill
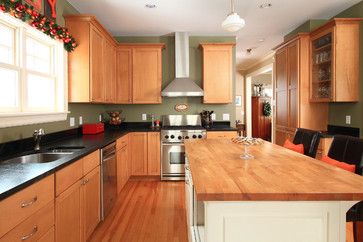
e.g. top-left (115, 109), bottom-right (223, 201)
top-left (0, 112), bottom-right (69, 128)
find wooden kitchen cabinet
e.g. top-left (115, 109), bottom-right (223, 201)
top-left (207, 131), bottom-right (237, 139)
top-left (130, 132), bottom-right (148, 176)
top-left (310, 18), bottom-right (361, 102)
top-left (65, 15), bottom-right (117, 103)
top-left (117, 134), bottom-right (129, 193)
top-left (200, 43), bottom-right (235, 104)
top-left (252, 96), bottom-right (272, 141)
top-left (82, 166), bottom-right (101, 241)
top-left (117, 44), bottom-right (165, 104)
top-left (273, 34), bottom-right (328, 146)
top-left (116, 48), bottom-right (133, 103)
top-left (147, 132), bottom-right (161, 176)
top-left (55, 151), bottom-right (101, 242)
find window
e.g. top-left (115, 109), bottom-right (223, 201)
top-left (0, 12), bottom-right (67, 127)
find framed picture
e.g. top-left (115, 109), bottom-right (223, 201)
top-left (25, 0), bottom-right (43, 12)
top-left (235, 95), bottom-right (242, 106)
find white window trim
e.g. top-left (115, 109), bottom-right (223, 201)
top-left (0, 12), bottom-right (68, 128)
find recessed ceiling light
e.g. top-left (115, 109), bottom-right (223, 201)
top-left (259, 3), bottom-right (272, 9)
top-left (145, 3), bottom-right (157, 9)
top-left (258, 38), bottom-right (265, 42)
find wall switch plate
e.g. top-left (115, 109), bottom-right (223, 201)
top-left (70, 117), bottom-right (75, 127)
top-left (211, 113), bottom-right (216, 121)
top-left (223, 113), bottom-right (230, 121)
top-left (79, 116), bottom-right (83, 125)
top-left (346, 115), bottom-right (351, 125)
top-left (98, 115), bottom-right (102, 122)
top-left (142, 114), bottom-right (147, 121)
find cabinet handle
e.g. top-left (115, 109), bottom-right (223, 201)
top-left (21, 226), bottom-right (38, 240)
top-left (21, 196), bottom-right (37, 208)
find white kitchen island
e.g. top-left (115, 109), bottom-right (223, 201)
top-left (185, 139), bottom-right (363, 242)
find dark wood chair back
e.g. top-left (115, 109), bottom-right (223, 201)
top-left (293, 128), bottom-right (321, 158)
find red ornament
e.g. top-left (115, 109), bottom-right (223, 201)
top-left (47, 0), bottom-right (57, 19)
top-left (0, 5), bottom-right (6, 12)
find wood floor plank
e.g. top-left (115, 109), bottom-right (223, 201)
top-left (90, 180), bottom-right (188, 242)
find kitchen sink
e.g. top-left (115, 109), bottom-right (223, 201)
top-left (47, 146), bottom-right (85, 153)
top-left (3, 152), bottom-right (72, 164)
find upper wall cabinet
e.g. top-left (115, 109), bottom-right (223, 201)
top-left (65, 15), bottom-right (117, 103)
top-left (116, 44), bottom-right (165, 104)
top-left (200, 43), bottom-right (235, 104)
top-left (310, 18), bottom-right (361, 102)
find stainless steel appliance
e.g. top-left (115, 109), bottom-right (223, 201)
top-left (161, 115), bottom-right (206, 181)
top-left (100, 142), bottom-right (117, 220)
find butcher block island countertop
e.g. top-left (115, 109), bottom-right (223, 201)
top-left (184, 139), bottom-right (363, 201)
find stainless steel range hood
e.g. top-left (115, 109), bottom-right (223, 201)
top-left (161, 32), bottom-right (204, 97)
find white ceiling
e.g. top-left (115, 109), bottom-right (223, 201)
top-left (68, 0), bottom-right (360, 70)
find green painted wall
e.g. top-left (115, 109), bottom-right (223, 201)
top-left (111, 35), bottom-right (237, 123)
top-left (0, 0), bottom-right (106, 143)
top-left (284, 20), bottom-right (328, 40)
top-left (328, 1), bottom-right (363, 135)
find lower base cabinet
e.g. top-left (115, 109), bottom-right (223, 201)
top-left (207, 131), bottom-right (237, 139)
top-left (55, 151), bottom-right (101, 242)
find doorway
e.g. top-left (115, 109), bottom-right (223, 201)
top-left (245, 64), bottom-right (274, 142)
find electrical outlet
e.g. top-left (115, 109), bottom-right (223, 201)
top-left (79, 116), bottom-right (83, 125)
top-left (211, 113), bottom-right (216, 121)
top-left (99, 114), bottom-right (102, 122)
top-left (346, 115), bottom-right (351, 125)
top-left (223, 113), bottom-right (230, 121)
top-left (70, 117), bottom-right (75, 127)
top-left (142, 114), bottom-right (147, 121)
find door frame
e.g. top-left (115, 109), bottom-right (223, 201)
top-left (245, 63), bottom-right (274, 141)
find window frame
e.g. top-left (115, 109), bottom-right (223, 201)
top-left (0, 12), bottom-right (68, 128)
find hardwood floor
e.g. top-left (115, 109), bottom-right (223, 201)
top-left (90, 179), bottom-right (188, 242)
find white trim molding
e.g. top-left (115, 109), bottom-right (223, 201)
top-left (0, 112), bottom-right (69, 128)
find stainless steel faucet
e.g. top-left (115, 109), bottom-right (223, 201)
top-left (33, 128), bottom-right (45, 151)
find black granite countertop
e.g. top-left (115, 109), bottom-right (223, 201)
top-left (0, 123), bottom-right (159, 201)
top-left (205, 122), bottom-right (238, 132)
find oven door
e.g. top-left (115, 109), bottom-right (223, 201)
top-left (161, 143), bottom-right (185, 180)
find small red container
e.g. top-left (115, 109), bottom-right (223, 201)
top-left (82, 123), bottom-right (104, 135)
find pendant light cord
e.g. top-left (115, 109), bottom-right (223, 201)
top-left (230, 0), bottom-right (235, 14)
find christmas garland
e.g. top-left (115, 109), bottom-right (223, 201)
top-left (263, 102), bottom-right (271, 117)
top-left (0, 0), bottom-right (77, 52)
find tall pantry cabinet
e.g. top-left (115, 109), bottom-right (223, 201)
top-left (274, 34), bottom-right (328, 146)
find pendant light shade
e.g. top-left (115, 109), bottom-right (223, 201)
top-left (222, 0), bottom-right (245, 32)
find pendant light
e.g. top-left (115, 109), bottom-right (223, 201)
top-left (222, 0), bottom-right (245, 32)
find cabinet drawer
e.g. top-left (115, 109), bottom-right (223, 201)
top-left (0, 175), bottom-right (54, 238)
top-left (116, 135), bottom-right (129, 150)
top-left (56, 159), bottom-right (83, 196)
top-left (207, 131), bottom-right (237, 139)
top-left (0, 202), bottom-right (54, 242)
top-left (83, 150), bottom-right (100, 175)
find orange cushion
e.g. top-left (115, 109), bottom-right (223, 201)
top-left (321, 155), bottom-right (356, 173)
top-left (283, 139), bottom-right (304, 154)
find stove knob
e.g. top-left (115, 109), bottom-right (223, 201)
top-left (170, 135), bottom-right (175, 139)
top-left (198, 135), bottom-right (203, 139)
top-left (165, 135), bottom-right (169, 139)
top-left (185, 136), bottom-right (189, 139)
top-left (178, 136), bottom-right (182, 140)
top-left (192, 135), bottom-right (197, 139)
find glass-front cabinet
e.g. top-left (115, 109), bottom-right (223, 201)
top-left (311, 31), bottom-right (333, 101)
top-left (309, 19), bottom-right (360, 103)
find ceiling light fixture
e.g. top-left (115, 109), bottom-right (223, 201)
top-left (259, 3), bottom-right (272, 9)
top-left (222, 0), bottom-right (245, 32)
top-left (145, 3), bottom-right (157, 9)
top-left (258, 38), bottom-right (265, 42)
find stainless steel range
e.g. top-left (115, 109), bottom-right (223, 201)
top-left (161, 115), bottom-right (206, 181)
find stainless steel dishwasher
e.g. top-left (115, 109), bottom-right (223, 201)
top-left (100, 142), bottom-right (117, 220)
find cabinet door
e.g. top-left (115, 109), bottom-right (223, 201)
top-left (130, 132), bottom-right (148, 175)
top-left (274, 48), bottom-right (288, 129)
top-left (104, 39), bottom-right (116, 103)
top-left (82, 166), bottom-right (100, 241)
top-left (287, 41), bottom-right (299, 130)
top-left (90, 26), bottom-right (104, 103)
top-left (55, 181), bottom-right (82, 242)
top-left (117, 146), bottom-right (129, 193)
top-left (116, 48), bottom-right (132, 103)
top-left (147, 132), bottom-right (160, 176)
top-left (202, 44), bottom-right (233, 104)
top-left (132, 48), bottom-right (162, 104)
